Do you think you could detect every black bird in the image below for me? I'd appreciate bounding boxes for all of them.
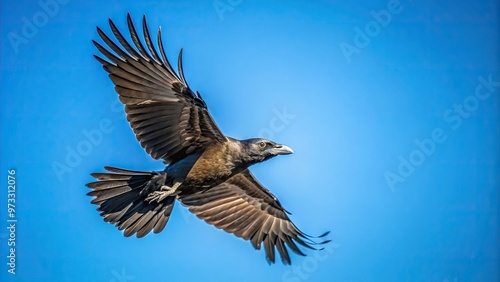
[87,14,329,265]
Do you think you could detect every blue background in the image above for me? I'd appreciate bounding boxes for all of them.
[1,0,499,281]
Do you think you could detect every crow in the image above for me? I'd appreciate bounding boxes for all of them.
[86,14,329,265]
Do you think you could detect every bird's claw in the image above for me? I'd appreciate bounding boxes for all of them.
[145,191,169,203]
[145,183,180,203]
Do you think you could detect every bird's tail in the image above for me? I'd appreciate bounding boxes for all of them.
[86,166,175,238]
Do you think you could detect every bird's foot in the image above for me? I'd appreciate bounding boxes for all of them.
[145,182,181,203]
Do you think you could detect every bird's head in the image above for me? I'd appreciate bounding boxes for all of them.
[239,138,294,165]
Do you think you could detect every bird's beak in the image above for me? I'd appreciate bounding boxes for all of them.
[273,144,294,155]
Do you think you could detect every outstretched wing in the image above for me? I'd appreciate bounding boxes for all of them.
[93,14,226,164]
[178,170,330,265]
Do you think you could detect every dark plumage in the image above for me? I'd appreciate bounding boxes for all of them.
[87,14,329,265]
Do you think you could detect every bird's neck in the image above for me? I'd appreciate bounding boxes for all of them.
[225,139,253,168]
[228,139,266,167]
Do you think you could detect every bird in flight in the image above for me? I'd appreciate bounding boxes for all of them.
[87,14,329,265]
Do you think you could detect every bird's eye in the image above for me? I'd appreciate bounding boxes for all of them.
[258,142,266,148]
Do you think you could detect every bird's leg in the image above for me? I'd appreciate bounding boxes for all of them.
[145,181,182,203]
[139,171,168,197]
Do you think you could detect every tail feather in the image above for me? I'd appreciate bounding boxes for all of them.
[86,166,174,238]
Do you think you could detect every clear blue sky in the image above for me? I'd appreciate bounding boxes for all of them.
[1,0,499,281]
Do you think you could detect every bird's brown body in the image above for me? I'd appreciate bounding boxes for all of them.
[180,141,241,188]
